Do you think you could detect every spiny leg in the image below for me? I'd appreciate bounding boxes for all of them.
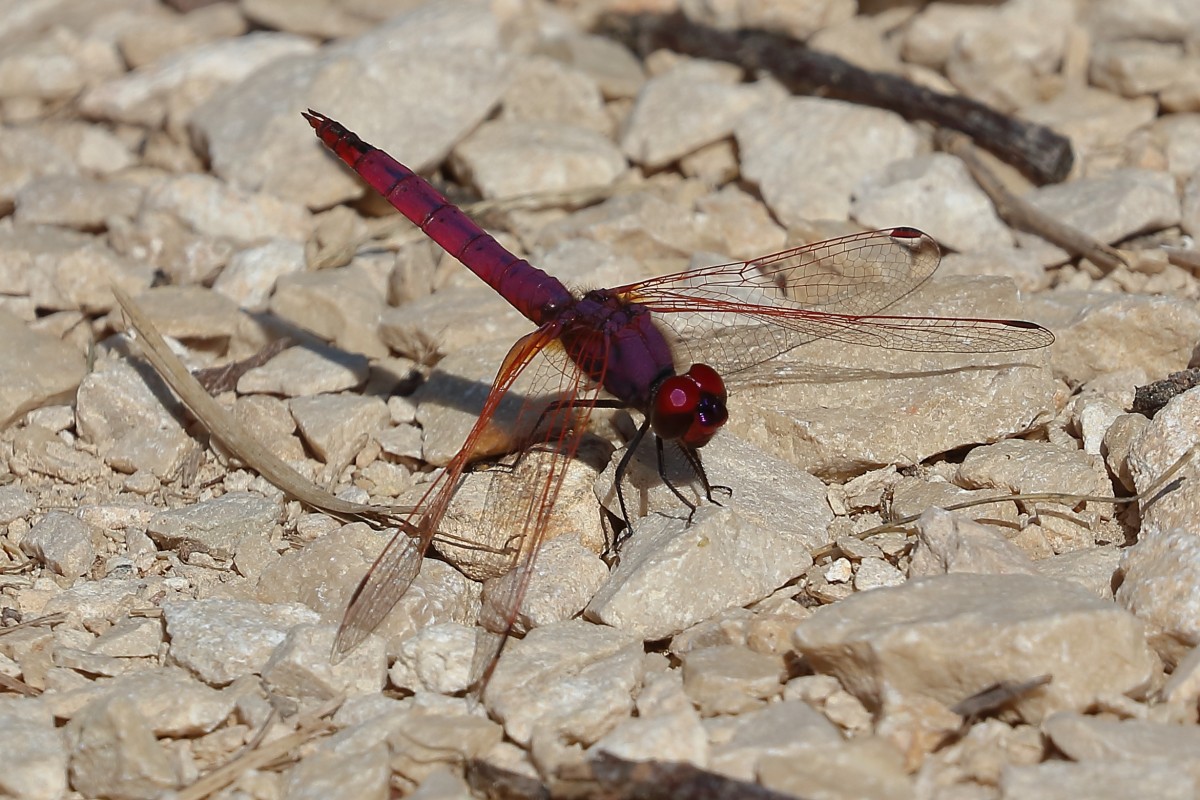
[677,442,732,505]
[655,434,699,522]
[611,416,652,547]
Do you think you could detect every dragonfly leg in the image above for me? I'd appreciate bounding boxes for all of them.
[611,417,652,545]
[678,443,733,506]
[655,435,699,523]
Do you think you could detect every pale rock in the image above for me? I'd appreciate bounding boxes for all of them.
[708,700,842,781]
[1185,173,1200,238]
[1081,0,1200,43]
[193,4,507,208]
[147,492,281,561]
[793,573,1156,723]
[406,767,473,800]
[212,238,307,311]
[0,311,86,428]
[0,27,115,103]
[282,744,390,800]
[116,3,248,69]
[1039,294,1200,386]
[255,523,480,660]
[451,119,626,200]
[500,56,611,135]
[890,477,1020,536]
[0,125,77,211]
[10,425,102,484]
[104,422,195,480]
[1035,546,1123,600]
[79,32,316,127]
[902,3,995,68]
[680,645,783,716]
[590,484,825,642]
[758,737,914,800]
[1076,397,1125,456]
[1161,644,1200,719]
[681,0,856,39]
[957,439,1112,511]
[825,558,853,584]
[1126,386,1200,538]
[620,63,770,169]
[270,266,386,358]
[537,189,712,261]
[232,394,305,463]
[163,598,320,686]
[737,96,920,226]
[590,669,708,767]
[852,154,1014,253]
[853,557,906,591]
[41,579,145,633]
[694,184,787,261]
[101,668,235,737]
[373,423,422,462]
[669,607,755,655]
[1016,170,1180,266]
[480,533,609,633]
[388,622,475,695]
[1044,712,1200,785]
[1117,528,1200,668]
[241,0,370,38]
[238,344,369,397]
[939,247,1049,294]
[0,485,34,524]
[22,511,96,580]
[908,507,1038,578]
[14,175,143,232]
[943,0,1074,111]
[483,619,643,747]
[0,700,67,800]
[721,273,1054,478]
[89,616,164,659]
[1023,88,1157,161]
[262,623,386,700]
[588,437,826,640]
[142,173,312,246]
[289,393,389,464]
[1091,40,1188,97]
[1000,759,1196,800]
[533,33,645,100]
[387,709,504,784]
[0,226,153,314]
[379,287,528,365]
[66,694,179,800]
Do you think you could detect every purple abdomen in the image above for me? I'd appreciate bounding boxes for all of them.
[306,113,572,325]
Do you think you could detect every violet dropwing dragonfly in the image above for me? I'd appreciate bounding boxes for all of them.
[304,111,1053,689]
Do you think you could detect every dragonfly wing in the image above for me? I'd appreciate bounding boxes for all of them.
[618,228,1052,377]
[334,324,565,660]
[466,337,608,696]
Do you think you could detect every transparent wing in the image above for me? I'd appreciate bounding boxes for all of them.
[333,324,568,660]
[466,334,609,696]
[616,228,1053,378]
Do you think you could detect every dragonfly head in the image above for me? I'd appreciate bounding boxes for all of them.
[650,363,728,448]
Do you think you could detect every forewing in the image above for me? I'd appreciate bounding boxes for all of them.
[333,324,565,660]
[617,228,1052,377]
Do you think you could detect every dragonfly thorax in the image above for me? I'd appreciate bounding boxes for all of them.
[650,363,728,447]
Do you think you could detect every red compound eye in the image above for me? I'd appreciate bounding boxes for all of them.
[650,364,729,446]
[685,363,726,403]
[651,375,700,441]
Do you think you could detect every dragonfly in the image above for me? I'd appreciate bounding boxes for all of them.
[303,110,1054,690]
